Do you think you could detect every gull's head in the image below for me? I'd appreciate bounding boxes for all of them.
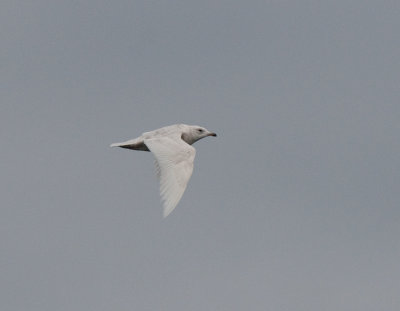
[182,125,217,145]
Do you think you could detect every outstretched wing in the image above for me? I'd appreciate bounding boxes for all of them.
[144,136,196,217]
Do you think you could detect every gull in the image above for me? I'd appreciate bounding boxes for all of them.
[111,124,217,217]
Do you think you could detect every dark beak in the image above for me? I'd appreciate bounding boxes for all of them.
[208,132,217,137]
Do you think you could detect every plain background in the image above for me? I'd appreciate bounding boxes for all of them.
[1,1,399,310]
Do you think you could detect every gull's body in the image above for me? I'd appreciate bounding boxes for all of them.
[111,124,217,217]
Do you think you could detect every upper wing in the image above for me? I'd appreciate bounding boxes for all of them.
[142,124,183,139]
[144,136,196,217]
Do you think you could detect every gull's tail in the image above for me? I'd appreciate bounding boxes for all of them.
[110,138,150,151]
[110,141,126,147]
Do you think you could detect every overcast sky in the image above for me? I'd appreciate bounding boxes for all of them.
[1,1,400,310]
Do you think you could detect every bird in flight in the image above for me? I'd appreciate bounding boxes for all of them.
[111,124,217,217]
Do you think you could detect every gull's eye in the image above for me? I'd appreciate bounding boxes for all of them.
[198,129,203,133]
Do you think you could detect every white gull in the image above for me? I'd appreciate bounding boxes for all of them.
[111,124,217,217]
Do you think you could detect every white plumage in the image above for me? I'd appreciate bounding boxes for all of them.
[111,124,217,217]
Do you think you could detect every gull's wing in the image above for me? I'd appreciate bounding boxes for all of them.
[141,124,183,139]
[144,136,196,217]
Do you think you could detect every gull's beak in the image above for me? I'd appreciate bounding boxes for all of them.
[208,132,217,137]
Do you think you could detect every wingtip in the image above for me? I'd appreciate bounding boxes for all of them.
[163,204,176,218]
[163,209,172,218]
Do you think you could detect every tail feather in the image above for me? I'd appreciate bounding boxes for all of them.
[110,138,150,151]
[110,142,125,147]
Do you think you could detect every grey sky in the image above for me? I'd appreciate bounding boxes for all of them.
[1,1,400,310]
